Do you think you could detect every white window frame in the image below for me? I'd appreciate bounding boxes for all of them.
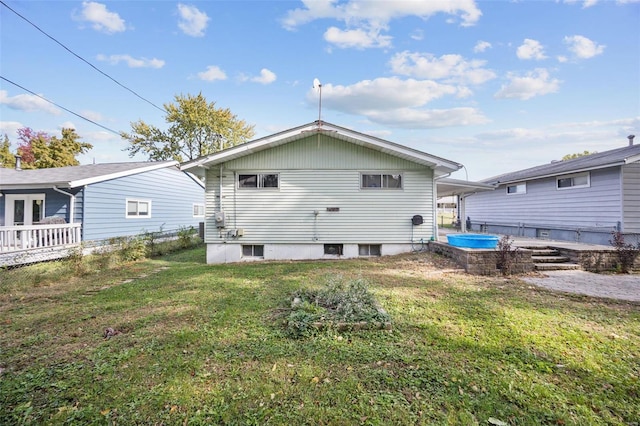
[242,244,264,257]
[193,203,205,218]
[360,173,403,190]
[237,173,279,190]
[359,244,381,257]
[506,183,526,195]
[556,172,590,190]
[126,198,151,218]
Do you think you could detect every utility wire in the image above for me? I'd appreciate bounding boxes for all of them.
[0,0,167,114]
[1,75,122,136]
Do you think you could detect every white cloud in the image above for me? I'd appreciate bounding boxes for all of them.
[516,39,547,60]
[96,54,165,69]
[79,110,103,122]
[76,1,126,34]
[0,121,23,139]
[250,69,277,85]
[197,66,227,81]
[473,40,492,53]
[562,0,599,8]
[282,0,482,49]
[410,29,424,41]
[177,3,210,37]
[0,90,61,115]
[494,68,561,100]
[366,107,489,128]
[389,51,496,85]
[305,77,488,128]
[563,35,605,59]
[324,26,392,49]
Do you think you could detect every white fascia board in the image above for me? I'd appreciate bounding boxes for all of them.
[68,161,179,188]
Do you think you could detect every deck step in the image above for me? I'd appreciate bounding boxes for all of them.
[531,255,571,263]
[534,262,582,271]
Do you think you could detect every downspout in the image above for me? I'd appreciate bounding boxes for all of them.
[53,186,75,224]
[219,164,224,212]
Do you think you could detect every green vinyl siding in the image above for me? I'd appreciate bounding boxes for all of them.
[205,168,434,244]
[225,134,425,171]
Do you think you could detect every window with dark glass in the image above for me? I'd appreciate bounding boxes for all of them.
[361,173,402,189]
[557,172,589,189]
[238,173,279,189]
[242,245,264,257]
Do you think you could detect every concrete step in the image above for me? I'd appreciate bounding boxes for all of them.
[535,263,582,271]
[530,248,560,256]
[532,255,571,263]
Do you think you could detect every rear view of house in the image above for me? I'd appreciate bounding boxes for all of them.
[464,137,640,245]
[181,121,462,263]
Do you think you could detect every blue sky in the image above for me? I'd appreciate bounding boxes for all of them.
[1,0,638,180]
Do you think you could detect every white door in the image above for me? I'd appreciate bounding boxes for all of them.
[5,194,45,226]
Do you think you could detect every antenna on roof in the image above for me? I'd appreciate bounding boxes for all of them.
[313,78,322,126]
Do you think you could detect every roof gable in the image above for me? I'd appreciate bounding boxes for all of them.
[483,144,640,185]
[0,161,179,190]
[181,121,462,177]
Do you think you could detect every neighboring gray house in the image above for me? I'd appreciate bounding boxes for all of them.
[181,120,463,264]
[464,139,640,245]
[0,161,205,256]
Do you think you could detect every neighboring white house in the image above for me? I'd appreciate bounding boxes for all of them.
[181,120,463,264]
[464,138,640,245]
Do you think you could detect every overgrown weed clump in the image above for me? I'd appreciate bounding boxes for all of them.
[280,275,391,338]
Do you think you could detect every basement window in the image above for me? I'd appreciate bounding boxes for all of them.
[242,245,264,257]
[557,172,590,190]
[506,183,526,195]
[359,244,381,257]
[361,173,403,189]
[238,173,279,189]
[324,244,343,255]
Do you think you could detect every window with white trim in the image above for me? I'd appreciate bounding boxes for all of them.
[359,244,381,257]
[557,172,590,190]
[506,183,526,195]
[193,203,205,217]
[361,173,402,189]
[238,173,279,189]
[126,199,151,218]
[242,245,264,257]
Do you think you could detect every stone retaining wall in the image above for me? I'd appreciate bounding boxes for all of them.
[428,241,533,275]
[556,247,640,273]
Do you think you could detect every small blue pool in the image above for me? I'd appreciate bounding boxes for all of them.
[447,234,499,249]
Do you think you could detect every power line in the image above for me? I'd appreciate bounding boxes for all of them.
[0,0,167,114]
[1,75,122,136]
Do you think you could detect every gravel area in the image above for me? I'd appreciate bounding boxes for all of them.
[522,270,640,302]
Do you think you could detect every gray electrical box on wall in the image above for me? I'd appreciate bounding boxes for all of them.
[215,211,225,228]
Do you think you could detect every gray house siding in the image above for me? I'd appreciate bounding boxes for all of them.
[82,168,203,242]
[465,167,622,244]
[622,163,640,233]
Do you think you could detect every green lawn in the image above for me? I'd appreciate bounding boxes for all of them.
[1,247,638,425]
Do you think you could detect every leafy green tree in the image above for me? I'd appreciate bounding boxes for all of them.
[0,134,15,168]
[121,93,255,162]
[12,127,92,169]
[562,150,596,161]
[31,128,92,168]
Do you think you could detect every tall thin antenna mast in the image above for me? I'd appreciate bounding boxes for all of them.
[313,78,322,124]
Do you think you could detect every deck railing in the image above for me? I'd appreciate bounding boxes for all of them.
[0,223,82,252]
